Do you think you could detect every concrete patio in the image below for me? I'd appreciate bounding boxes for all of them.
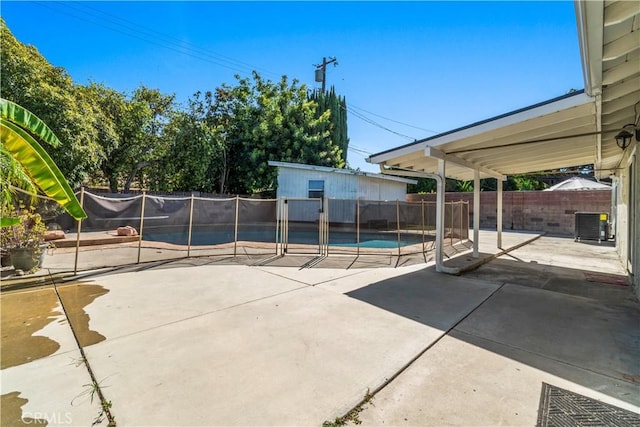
[1,231,638,426]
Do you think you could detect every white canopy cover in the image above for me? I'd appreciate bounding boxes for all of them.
[543,176,611,191]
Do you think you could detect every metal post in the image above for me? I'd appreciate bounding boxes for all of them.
[497,177,503,249]
[396,200,401,257]
[275,198,280,255]
[356,199,360,257]
[283,199,288,254]
[234,196,239,257]
[318,199,323,256]
[450,202,454,247]
[473,169,480,258]
[435,160,445,271]
[187,193,195,257]
[73,187,85,275]
[137,191,146,264]
[325,197,329,256]
[421,199,426,254]
[459,200,463,245]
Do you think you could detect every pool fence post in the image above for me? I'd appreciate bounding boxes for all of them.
[234,195,239,257]
[458,203,464,243]
[396,200,401,257]
[421,199,426,258]
[137,191,146,264]
[317,199,322,256]
[356,199,360,257]
[275,198,280,256]
[187,193,195,257]
[450,202,454,247]
[283,199,288,254]
[73,186,85,275]
[325,197,329,256]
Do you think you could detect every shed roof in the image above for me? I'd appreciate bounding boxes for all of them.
[268,161,417,184]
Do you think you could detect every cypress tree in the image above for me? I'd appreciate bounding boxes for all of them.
[309,86,349,165]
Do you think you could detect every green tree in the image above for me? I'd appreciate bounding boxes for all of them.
[309,86,349,165]
[124,87,176,192]
[0,20,102,188]
[77,82,125,192]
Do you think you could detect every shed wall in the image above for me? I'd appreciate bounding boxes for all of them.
[276,168,357,199]
[357,176,408,201]
[275,167,408,224]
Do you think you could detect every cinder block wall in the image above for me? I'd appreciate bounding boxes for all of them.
[407,190,612,236]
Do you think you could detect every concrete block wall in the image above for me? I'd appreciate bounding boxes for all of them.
[407,190,612,236]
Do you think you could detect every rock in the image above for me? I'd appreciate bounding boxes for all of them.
[44,230,65,241]
[117,226,138,236]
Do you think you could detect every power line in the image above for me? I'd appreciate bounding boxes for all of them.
[349,104,439,134]
[31,1,433,145]
[33,1,279,78]
[345,106,416,140]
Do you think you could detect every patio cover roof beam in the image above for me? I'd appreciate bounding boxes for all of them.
[425,146,504,179]
[445,129,616,156]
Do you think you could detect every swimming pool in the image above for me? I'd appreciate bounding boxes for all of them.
[143,228,428,249]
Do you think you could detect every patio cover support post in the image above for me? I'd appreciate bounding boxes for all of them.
[497,177,503,249]
[435,160,445,271]
[377,164,460,274]
[473,169,480,258]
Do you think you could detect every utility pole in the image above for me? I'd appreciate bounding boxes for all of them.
[315,57,338,93]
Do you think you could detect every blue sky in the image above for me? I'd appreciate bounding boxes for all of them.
[2,1,584,172]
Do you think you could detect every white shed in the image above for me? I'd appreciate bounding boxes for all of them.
[268,161,416,201]
[269,161,416,225]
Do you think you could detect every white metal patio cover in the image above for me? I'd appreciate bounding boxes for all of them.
[366,0,639,273]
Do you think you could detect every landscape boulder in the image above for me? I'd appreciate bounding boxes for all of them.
[43,230,65,241]
[116,226,138,236]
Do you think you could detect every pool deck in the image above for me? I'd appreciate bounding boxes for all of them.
[1,230,638,426]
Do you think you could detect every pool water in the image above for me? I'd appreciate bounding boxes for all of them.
[143,229,426,249]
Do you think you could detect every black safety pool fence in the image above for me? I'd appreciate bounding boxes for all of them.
[62,190,469,272]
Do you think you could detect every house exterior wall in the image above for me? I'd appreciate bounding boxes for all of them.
[633,149,639,296]
[614,144,639,297]
[407,190,612,236]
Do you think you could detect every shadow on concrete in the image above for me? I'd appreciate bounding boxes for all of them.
[346,255,640,407]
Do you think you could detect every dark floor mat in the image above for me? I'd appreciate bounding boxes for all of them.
[537,382,640,426]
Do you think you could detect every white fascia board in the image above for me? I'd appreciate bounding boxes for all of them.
[360,172,417,184]
[367,141,429,165]
[575,0,603,96]
[368,93,593,166]
[425,146,503,179]
[379,166,441,180]
[429,94,594,148]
